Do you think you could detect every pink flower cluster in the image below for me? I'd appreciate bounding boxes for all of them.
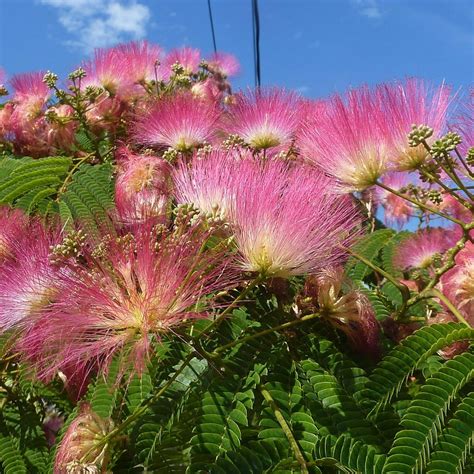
[0,39,472,397]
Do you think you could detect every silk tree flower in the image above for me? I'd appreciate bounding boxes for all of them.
[164,47,201,77]
[115,149,172,224]
[303,267,381,358]
[0,222,62,332]
[0,206,27,262]
[379,78,452,171]
[440,241,474,322]
[206,52,240,78]
[230,160,361,277]
[223,88,301,151]
[394,227,454,271]
[114,40,164,84]
[54,402,114,474]
[81,46,131,97]
[297,86,391,191]
[133,93,221,152]
[10,71,49,118]
[18,223,239,381]
[451,88,473,159]
[374,172,415,227]
[173,149,242,220]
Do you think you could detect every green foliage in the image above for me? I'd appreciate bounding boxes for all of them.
[346,229,395,282]
[58,162,115,236]
[0,156,72,214]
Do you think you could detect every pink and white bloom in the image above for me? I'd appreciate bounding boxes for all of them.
[440,241,474,323]
[0,206,27,262]
[374,172,415,227]
[133,93,221,151]
[113,40,164,84]
[379,78,452,171]
[394,227,455,271]
[297,86,391,191]
[0,222,62,332]
[81,46,130,96]
[206,52,240,77]
[115,148,172,224]
[10,71,49,117]
[306,267,381,358]
[230,160,361,277]
[164,47,201,77]
[54,402,113,474]
[173,149,242,219]
[18,224,239,380]
[223,88,301,151]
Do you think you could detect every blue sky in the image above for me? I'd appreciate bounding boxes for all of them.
[0,0,473,98]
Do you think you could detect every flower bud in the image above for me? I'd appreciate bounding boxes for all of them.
[54,402,114,474]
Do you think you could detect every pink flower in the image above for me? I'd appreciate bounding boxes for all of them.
[10,71,49,117]
[379,78,452,171]
[173,149,241,220]
[305,267,381,358]
[81,46,130,96]
[394,227,454,271]
[206,52,240,77]
[440,241,474,323]
[297,86,391,191]
[18,223,239,381]
[451,88,473,159]
[374,172,415,227]
[229,160,361,277]
[223,88,301,151]
[0,206,27,262]
[113,40,164,84]
[115,148,172,224]
[54,402,113,474]
[164,47,201,77]
[0,222,62,332]
[133,93,221,151]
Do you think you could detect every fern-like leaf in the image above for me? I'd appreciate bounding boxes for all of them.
[383,352,474,473]
[426,391,474,473]
[361,323,474,413]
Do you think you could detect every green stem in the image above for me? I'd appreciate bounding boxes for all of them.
[375,181,465,227]
[193,277,262,339]
[82,351,196,460]
[347,248,410,312]
[212,312,321,355]
[406,229,470,309]
[420,166,473,211]
[454,148,474,178]
[429,288,470,327]
[259,386,309,474]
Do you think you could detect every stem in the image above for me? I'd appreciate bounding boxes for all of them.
[347,248,410,311]
[420,166,473,211]
[83,351,196,460]
[212,312,321,355]
[56,154,91,199]
[193,277,262,339]
[375,181,465,227]
[259,386,309,474]
[405,229,470,309]
[429,288,470,327]
[455,148,474,178]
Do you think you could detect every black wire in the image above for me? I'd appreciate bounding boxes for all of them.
[251,0,261,87]
[207,0,218,54]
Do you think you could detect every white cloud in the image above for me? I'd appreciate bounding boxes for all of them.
[40,0,151,53]
[352,0,382,19]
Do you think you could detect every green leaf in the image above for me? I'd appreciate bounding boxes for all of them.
[346,229,395,282]
[426,392,474,473]
[383,352,474,473]
[361,323,474,413]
